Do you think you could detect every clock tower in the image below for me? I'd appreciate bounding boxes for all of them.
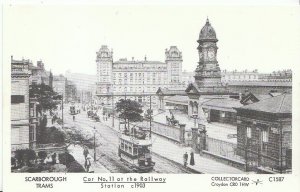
[195,18,222,88]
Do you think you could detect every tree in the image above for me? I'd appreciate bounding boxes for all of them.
[14,149,36,167]
[115,99,143,131]
[29,83,60,114]
[65,129,98,149]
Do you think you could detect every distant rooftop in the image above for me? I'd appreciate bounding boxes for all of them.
[239,93,291,114]
[226,81,292,87]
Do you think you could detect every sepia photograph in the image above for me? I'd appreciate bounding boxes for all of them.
[5,5,298,175]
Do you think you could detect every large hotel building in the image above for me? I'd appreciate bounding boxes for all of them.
[95,45,184,106]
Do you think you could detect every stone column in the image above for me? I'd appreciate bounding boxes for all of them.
[188,102,192,116]
[191,128,200,153]
[179,124,186,144]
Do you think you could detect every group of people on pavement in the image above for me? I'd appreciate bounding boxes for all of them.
[183,151,195,167]
[83,146,93,173]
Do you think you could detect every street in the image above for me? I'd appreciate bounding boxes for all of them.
[64,107,193,173]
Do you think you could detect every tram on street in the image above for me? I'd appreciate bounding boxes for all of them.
[118,130,155,172]
[69,102,79,115]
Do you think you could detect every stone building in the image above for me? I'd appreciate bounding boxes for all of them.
[258,69,292,82]
[29,60,52,86]
[227,81,292,95]
[235,94,292,173]
[11,56,36,151]
[182,70,195,86]
[95,45,184,107]
[221,69,259,83]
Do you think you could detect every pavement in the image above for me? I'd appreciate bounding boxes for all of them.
[46,109,110,173]
[100,111,244,174]
[68,145,110,173]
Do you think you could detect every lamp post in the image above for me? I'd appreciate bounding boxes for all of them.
[61,94,64,128]
[93,126,96,162]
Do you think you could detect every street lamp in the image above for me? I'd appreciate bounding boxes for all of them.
[93,126,96,162]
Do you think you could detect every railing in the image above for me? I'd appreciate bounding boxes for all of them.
[206,137,243,161]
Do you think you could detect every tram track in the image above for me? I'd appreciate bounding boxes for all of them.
[65,113,193,173]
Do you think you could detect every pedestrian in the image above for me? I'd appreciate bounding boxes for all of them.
[73,115,75,121]
[51,153,57,165]
[190,151,195,166]
[85,155,92,172]
[183,152,188,167]
[83,146,89,160]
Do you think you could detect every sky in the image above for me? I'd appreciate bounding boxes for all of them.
[4,5,300,76]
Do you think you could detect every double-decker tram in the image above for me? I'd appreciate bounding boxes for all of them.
[69,101,79,115]
[118,127,155,172]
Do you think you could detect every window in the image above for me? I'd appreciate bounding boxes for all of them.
[221,111,226,118]
[262,129,268,142]
[11,95,25,104]
[246,127,252,138]
[30,105,35,117]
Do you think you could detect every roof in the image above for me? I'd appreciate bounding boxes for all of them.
[185,83,237,95]
[227,81,292,87]
[156,87,186,95]
[238,93,292,114]
[165,95,189,104]
[202,98,243,112]
[199,18,217,41]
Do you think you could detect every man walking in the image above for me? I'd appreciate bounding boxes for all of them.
[83,146,89,160]
[183,152,188,167]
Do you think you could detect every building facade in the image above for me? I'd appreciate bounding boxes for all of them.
[236,94,292,173]
[29,60,52,86]
[182,70,195,86]
[221,69,259,83]
[11,57,36,151]
[258,70,292,82]
[95,45,184,106]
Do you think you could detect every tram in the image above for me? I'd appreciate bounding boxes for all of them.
[118,129,155,172]
[69,102,79,115]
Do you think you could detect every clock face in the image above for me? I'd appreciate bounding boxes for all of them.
[101,52,108,57]
[208,50,214,60]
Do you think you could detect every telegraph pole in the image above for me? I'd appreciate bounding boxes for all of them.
[245,137,249,172]
[94,126,96,162]
[112,92,114,128]
[62,94,64,128]
[280,119,283,174]
[149,95,152,139]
